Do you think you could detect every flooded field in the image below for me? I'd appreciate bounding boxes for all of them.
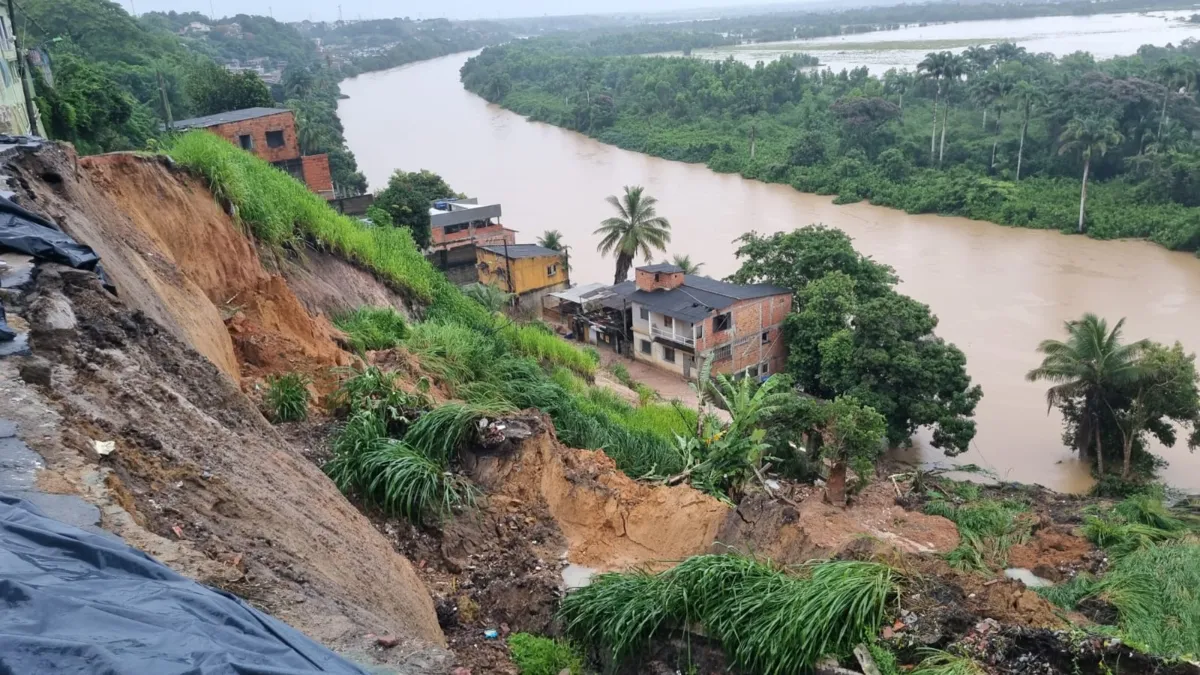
[682,10,1200,73]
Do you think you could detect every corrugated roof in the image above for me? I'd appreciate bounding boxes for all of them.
[171,107,292,130]
[638,263,683,273]
[608,275,790,323]
[479,244,563,259]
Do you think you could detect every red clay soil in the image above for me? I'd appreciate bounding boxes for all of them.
[1007,529,1093,572]
[76,153,350,384]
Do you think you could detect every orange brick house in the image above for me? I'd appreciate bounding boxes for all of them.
[171,107,335,199]
[614,264,792,380]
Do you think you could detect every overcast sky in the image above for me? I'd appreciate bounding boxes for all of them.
[124,0,801,22]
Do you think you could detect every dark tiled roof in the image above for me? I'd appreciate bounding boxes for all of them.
[479,244,563,259]
[170,107,292,130]
[638,263,683,273]
[610,275,790,323]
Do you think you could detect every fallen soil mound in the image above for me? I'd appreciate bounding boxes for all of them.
[465,421,729,570]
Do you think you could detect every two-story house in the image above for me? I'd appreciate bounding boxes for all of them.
[476,244,570,312]
[617,264,792,380]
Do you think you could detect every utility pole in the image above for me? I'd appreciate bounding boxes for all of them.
[128,0,136,16]
[157,70,172,128]
[209,0,216,22]
[7,0,40,137]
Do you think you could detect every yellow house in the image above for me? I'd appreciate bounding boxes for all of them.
[476,243,569,312]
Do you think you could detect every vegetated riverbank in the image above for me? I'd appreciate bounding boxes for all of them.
[460,35,1200,253]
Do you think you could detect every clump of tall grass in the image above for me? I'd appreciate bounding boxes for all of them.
[507,633,586,675]
[1081,494,1191,556]
[1093,542,1200,657]
[1035,573,1098,609]
[924,497,1033,571]
[559,554,898,673]
[264,372,310,422]
[497,317,597,377]
[333,306,409,352]
[404,401,517,463]
[327,366,428,430]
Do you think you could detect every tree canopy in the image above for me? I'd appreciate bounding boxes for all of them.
[733,226,982,454]
[374,170,461,248]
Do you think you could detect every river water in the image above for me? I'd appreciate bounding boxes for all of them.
[686,10,1200,74]
[339,50,1200,493]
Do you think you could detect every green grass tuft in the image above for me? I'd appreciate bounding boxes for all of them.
[911,650,987,675]
[404,402,517,464]
[264,372,310,422]
[924,497,1032,571]
[334,306,409,352]
[559,554,898,673]
[507,633,586,675]
[1081,494,1192,556]
[1094,542,1200,657]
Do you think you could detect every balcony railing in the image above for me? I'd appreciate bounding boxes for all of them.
[651,324,695,347]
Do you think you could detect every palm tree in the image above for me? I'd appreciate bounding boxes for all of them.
[1058,117,1123,234]
[669,254,704,275]
[1026,314,1148,476]
[981,71,1016,170]
[990,42,1027,64]
[595,186,672,284]
[938,54,966,166]
[537,230,564,250]
[1012,80,1046,181]
[918,52,952,161]
[1154,58,1189,141]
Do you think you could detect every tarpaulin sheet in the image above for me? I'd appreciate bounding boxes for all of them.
[0,194,99,269]
[0,493,369,675]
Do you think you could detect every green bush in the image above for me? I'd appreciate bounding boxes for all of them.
[333,307,409,352]
[507,633,586,675]
[559,554,897,672]
[264,372,310,422]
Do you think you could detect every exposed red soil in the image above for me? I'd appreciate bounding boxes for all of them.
[1007,528,1094,573]
[75,153,351,387]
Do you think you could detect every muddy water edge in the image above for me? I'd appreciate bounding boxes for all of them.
[339,51,1200,494]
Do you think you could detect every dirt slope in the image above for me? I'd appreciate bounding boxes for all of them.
[2,144,448,669]
[76,153,350,382]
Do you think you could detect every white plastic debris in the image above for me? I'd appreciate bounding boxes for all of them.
[93,440,116,457]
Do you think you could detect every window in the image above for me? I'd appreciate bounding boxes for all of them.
[714,345,732,361]
[663,347,676,363]
[662,316,673,329]
[265,130,285,148]
[747,365,759,378]
[238,134,253,150]
[640,340,652,355]
[639,307,649,321]
[761,331,769,344]
[713,312,732,332]
[761,362,770,375]
[547,263,559,277]
[694,323,704,340]
[654,272,661,282]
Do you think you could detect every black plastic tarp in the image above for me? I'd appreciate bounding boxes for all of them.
[0,493,369,675]
[0,195,99,270]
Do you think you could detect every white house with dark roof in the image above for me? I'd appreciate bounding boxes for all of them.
[614,264,792,380]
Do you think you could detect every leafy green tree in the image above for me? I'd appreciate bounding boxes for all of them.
[373,170,460,248]
[1105,342,1200,478]
[1026,314,1149,475]
[184,61,273,117]
[816,396,887,506]
[1058,116,1123,234]
[34,53,156,153]
[733,227,981,454]
[669,254,704,274]
[595,186,672,284]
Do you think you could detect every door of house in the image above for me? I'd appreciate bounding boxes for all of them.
[683,354,696,379]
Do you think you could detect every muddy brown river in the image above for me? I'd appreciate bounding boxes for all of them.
[339,51,1200,493]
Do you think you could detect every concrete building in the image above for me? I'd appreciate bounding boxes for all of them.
[0,6,41,137]
[170,108,335,199]
[615,264,792,380]
[476,244,569,313]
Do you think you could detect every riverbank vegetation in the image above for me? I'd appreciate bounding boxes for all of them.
[461,35,1200,251]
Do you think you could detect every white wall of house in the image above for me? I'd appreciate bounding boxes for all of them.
[630,302,700,377]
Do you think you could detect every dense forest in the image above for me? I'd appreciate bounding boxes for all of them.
[462,33,1200,250]
[295,18,512,78]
